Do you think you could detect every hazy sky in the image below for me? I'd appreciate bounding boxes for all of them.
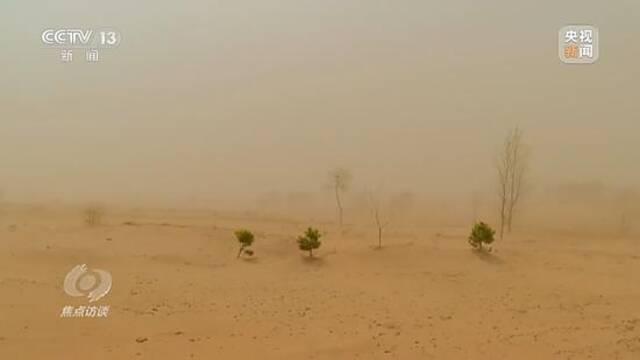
[1,1,638,207]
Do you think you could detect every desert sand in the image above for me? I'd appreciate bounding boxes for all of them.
[1,203,639,360]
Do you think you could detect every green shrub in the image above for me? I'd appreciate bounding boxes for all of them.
[297,227,322,258]
[234,229,255,258]
[468,222,495,251]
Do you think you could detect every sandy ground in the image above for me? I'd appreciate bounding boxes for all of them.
[1,204,639,359]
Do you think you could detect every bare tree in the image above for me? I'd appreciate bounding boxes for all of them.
[84,206,105,227]
[615,188,640,236]
[328,168,351,227]
[368,190,390,249]
[470,191,482,223]
[497,127,529,238]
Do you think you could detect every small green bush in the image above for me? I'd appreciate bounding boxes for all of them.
[468,222,495,251]
[234,229,255,258]
[297,227,322,258]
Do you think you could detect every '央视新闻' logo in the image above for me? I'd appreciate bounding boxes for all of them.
[559,25,599,64]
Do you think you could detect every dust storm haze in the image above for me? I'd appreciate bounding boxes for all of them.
[3,2,640,359]
[2,1,639,227]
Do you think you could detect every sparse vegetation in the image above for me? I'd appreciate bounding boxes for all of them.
[468,222,495,251]
[615,188,640,236]
[328,168,351,227]
[297,227,322,258]
[234,229,255,258]
[84,206,104,227]
[368,190,390,249]
[497,126,529,238]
